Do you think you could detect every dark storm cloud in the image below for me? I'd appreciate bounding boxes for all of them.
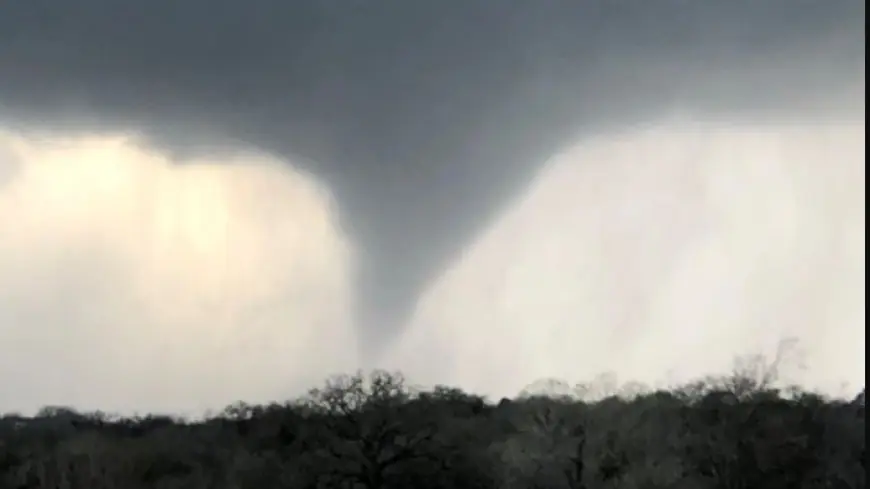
[0,0,864,358]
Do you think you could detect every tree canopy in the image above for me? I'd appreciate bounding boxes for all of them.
[0,353,865,489]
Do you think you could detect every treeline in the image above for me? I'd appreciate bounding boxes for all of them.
[0,359,865,488]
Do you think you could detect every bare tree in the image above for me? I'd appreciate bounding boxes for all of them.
[300,370,441,488]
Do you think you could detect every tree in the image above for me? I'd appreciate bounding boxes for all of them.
[299,370,442,488]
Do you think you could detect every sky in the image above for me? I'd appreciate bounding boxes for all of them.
[0,1,865,414]
[0,132,358,414]
[387,117,865,399]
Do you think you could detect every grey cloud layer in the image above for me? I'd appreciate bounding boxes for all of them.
[0,0,864,355]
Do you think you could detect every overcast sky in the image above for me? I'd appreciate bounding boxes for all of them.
[387,117,865,399]
[0,132,358,414]
[0,1,865,414]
